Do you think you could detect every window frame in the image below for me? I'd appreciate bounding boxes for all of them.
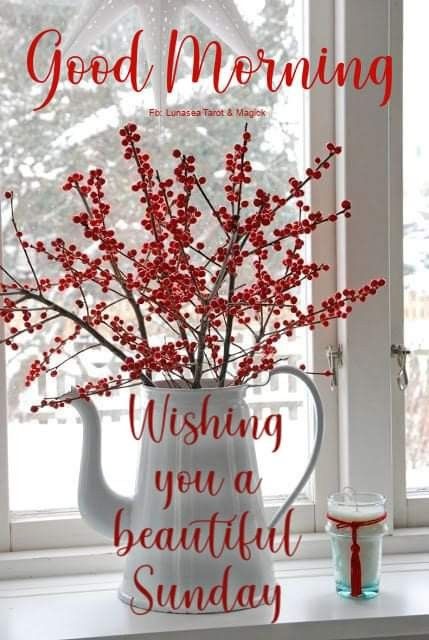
[390,0,429,528]
[334,0,428,529]
[305,0,339,534]
[334,0,396,528]
[2,0,427,558]
[0,215,10,553]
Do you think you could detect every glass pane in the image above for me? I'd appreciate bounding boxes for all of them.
[403,3,429,493]
[1,0,309,512]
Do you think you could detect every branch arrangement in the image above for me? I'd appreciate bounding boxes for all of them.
[0,124,385,409]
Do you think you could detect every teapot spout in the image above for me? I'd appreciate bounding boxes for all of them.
[64,391,132,538]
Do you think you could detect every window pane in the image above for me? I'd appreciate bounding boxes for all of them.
[403,3,429,493]
[2,0,309,512]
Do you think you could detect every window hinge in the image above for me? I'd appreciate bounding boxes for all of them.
[391,344,411,391]
[326,344,343,390]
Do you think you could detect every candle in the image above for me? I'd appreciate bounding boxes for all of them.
[326,490,388,599]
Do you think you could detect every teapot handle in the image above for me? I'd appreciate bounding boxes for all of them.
[254,366,324,528]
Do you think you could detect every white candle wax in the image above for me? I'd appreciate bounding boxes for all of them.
[328,502,385,522]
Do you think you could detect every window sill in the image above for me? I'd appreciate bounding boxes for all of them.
[2,527,429,580]
[1,554,429,640]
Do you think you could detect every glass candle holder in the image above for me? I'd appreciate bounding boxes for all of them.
[326,491,388,599]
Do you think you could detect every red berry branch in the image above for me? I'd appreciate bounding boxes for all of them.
[0,125,385,409]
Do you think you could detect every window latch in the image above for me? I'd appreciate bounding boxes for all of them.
[326,344,343,390]
[391,344,411,391]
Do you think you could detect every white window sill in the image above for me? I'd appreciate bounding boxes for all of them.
[2,527,429,581]
[1,554,429,640]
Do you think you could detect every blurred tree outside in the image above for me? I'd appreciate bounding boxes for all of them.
[0,0,302,419]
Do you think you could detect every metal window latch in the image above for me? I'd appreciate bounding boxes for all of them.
[326,345,343,390]
[391,344,411,391]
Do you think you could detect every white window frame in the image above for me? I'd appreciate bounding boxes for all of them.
[389,0,429,528]
[1,0,427,562]
[306,0,338,534]
[0,215,10,553]
[335,0,428,529]
[334,0,396,525]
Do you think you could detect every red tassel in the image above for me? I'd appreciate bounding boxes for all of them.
[350,530,362,597]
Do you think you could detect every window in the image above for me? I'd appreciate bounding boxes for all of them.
[392,0,429,528]
[1,0,338,551]
[2,0,424,560]
[403,2,429,496]
[333,0,428,530]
